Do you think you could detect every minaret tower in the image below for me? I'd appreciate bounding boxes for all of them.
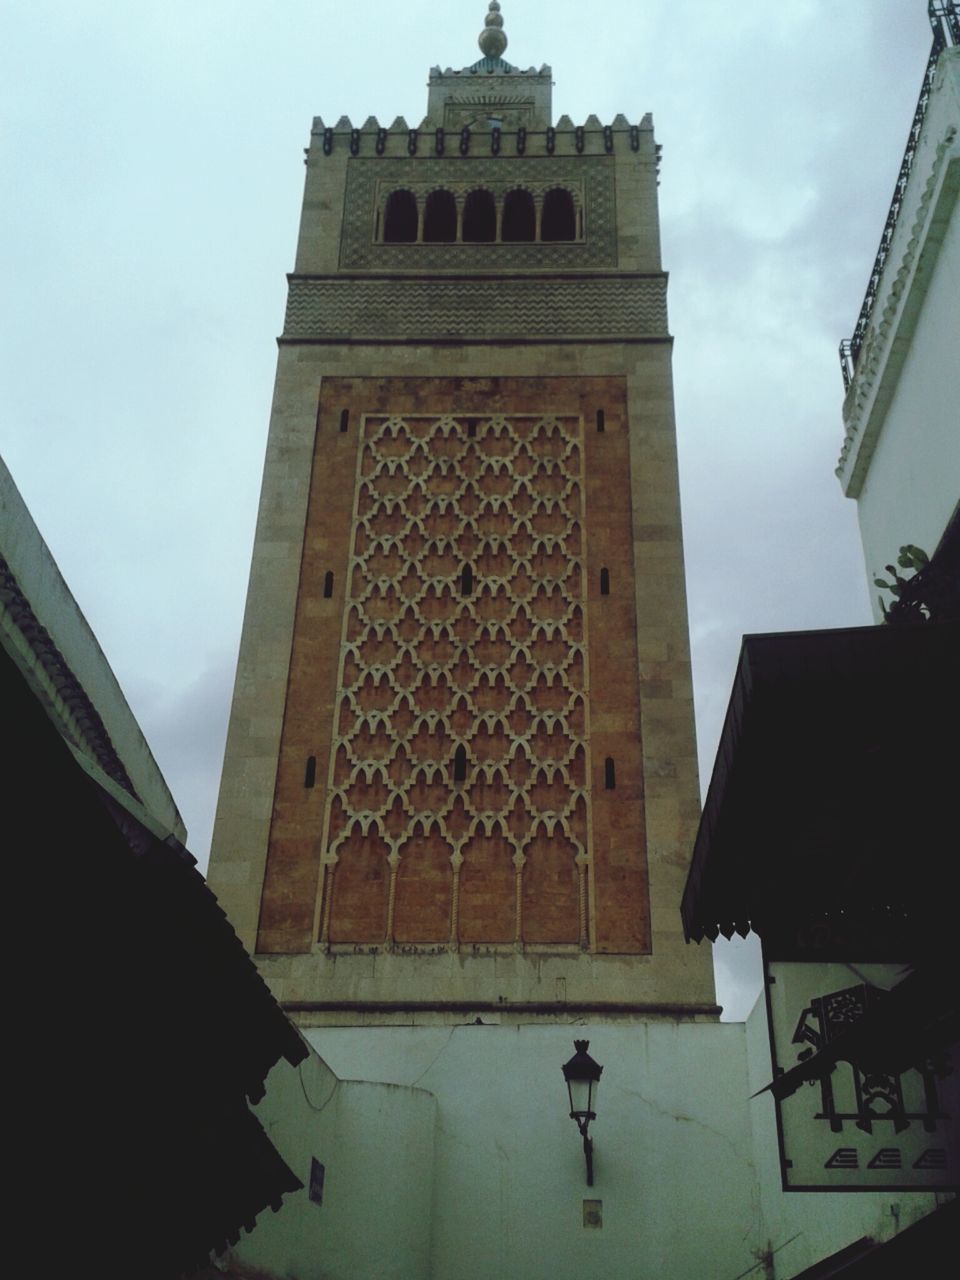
[209,4,716,1020]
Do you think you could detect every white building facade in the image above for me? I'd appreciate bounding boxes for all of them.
[837,40,960,612]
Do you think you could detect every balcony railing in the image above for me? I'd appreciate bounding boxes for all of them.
[840,1,959,391]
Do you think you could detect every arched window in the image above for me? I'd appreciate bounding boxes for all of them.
[541,187,577,241]
[453,744,467,783]
[600,568,610,596]
[323,571,334,598]
[463,189,496,242]
[304,755,317,788]
[502,188,535,242]
[604,757,616,790]
[383,189,417,242]
[461,563,474,596]
[423,189,457,242]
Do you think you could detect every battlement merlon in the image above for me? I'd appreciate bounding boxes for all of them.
[309,113,655,149]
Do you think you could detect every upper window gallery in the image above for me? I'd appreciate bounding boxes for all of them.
[380,185,581,244]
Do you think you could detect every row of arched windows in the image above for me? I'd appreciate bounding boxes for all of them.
[381,187,579,244]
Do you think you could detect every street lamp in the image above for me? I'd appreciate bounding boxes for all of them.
[562,1039,603,1185]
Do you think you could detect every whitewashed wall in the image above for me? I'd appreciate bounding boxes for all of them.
[838,49,960,615]
[300,1020,759,1280]
[230,1044,437,1280]
[856,198,959,595]
[228,1009,948,1279]
[0,457,186,839]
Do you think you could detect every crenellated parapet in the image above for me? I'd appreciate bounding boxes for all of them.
[309,113,656,159]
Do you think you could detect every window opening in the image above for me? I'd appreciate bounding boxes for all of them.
[600,568,610,596]
[453,744,467,783]
[501,188,535,242]
[463,189,496,242]
[541,188,577,241]
[339,408,350,433]
[423,189,457,243]
[596,409,605,433]
[383,189,417,242]
[461,563,474,596]
[604,757,616,790]
[323,571,334,598]
[304,755,317,788]
[467,419,477,438]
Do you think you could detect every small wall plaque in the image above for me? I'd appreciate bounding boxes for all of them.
[582,1199,602,1229]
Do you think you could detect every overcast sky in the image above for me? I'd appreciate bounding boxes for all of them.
[1,1,935,1018]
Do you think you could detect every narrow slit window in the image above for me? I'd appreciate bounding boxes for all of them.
[453,744,467,783]
[600,568,610,595]
[596,409,605,433]
[304,755,317,788]
[604,757,616,790]
[323,571,334,598]
[461,563,473,596]
[339,408,349,433]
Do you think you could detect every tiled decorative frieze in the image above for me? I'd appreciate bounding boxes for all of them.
[283,275,668,341]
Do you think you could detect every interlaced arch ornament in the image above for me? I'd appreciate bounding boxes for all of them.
[341,157,613,269]
[319,411,594,951]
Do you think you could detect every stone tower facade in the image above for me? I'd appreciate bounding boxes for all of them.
[209,4,716,1019]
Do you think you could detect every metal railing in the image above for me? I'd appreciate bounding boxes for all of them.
[840,1,959,390]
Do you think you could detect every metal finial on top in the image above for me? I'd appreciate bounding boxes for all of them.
[478,2,508,59]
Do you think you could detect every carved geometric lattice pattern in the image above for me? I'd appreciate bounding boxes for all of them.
[320,412,591,948]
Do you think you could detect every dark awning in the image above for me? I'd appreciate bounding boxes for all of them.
[681,621,960,947]
[4,641,307,1277]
